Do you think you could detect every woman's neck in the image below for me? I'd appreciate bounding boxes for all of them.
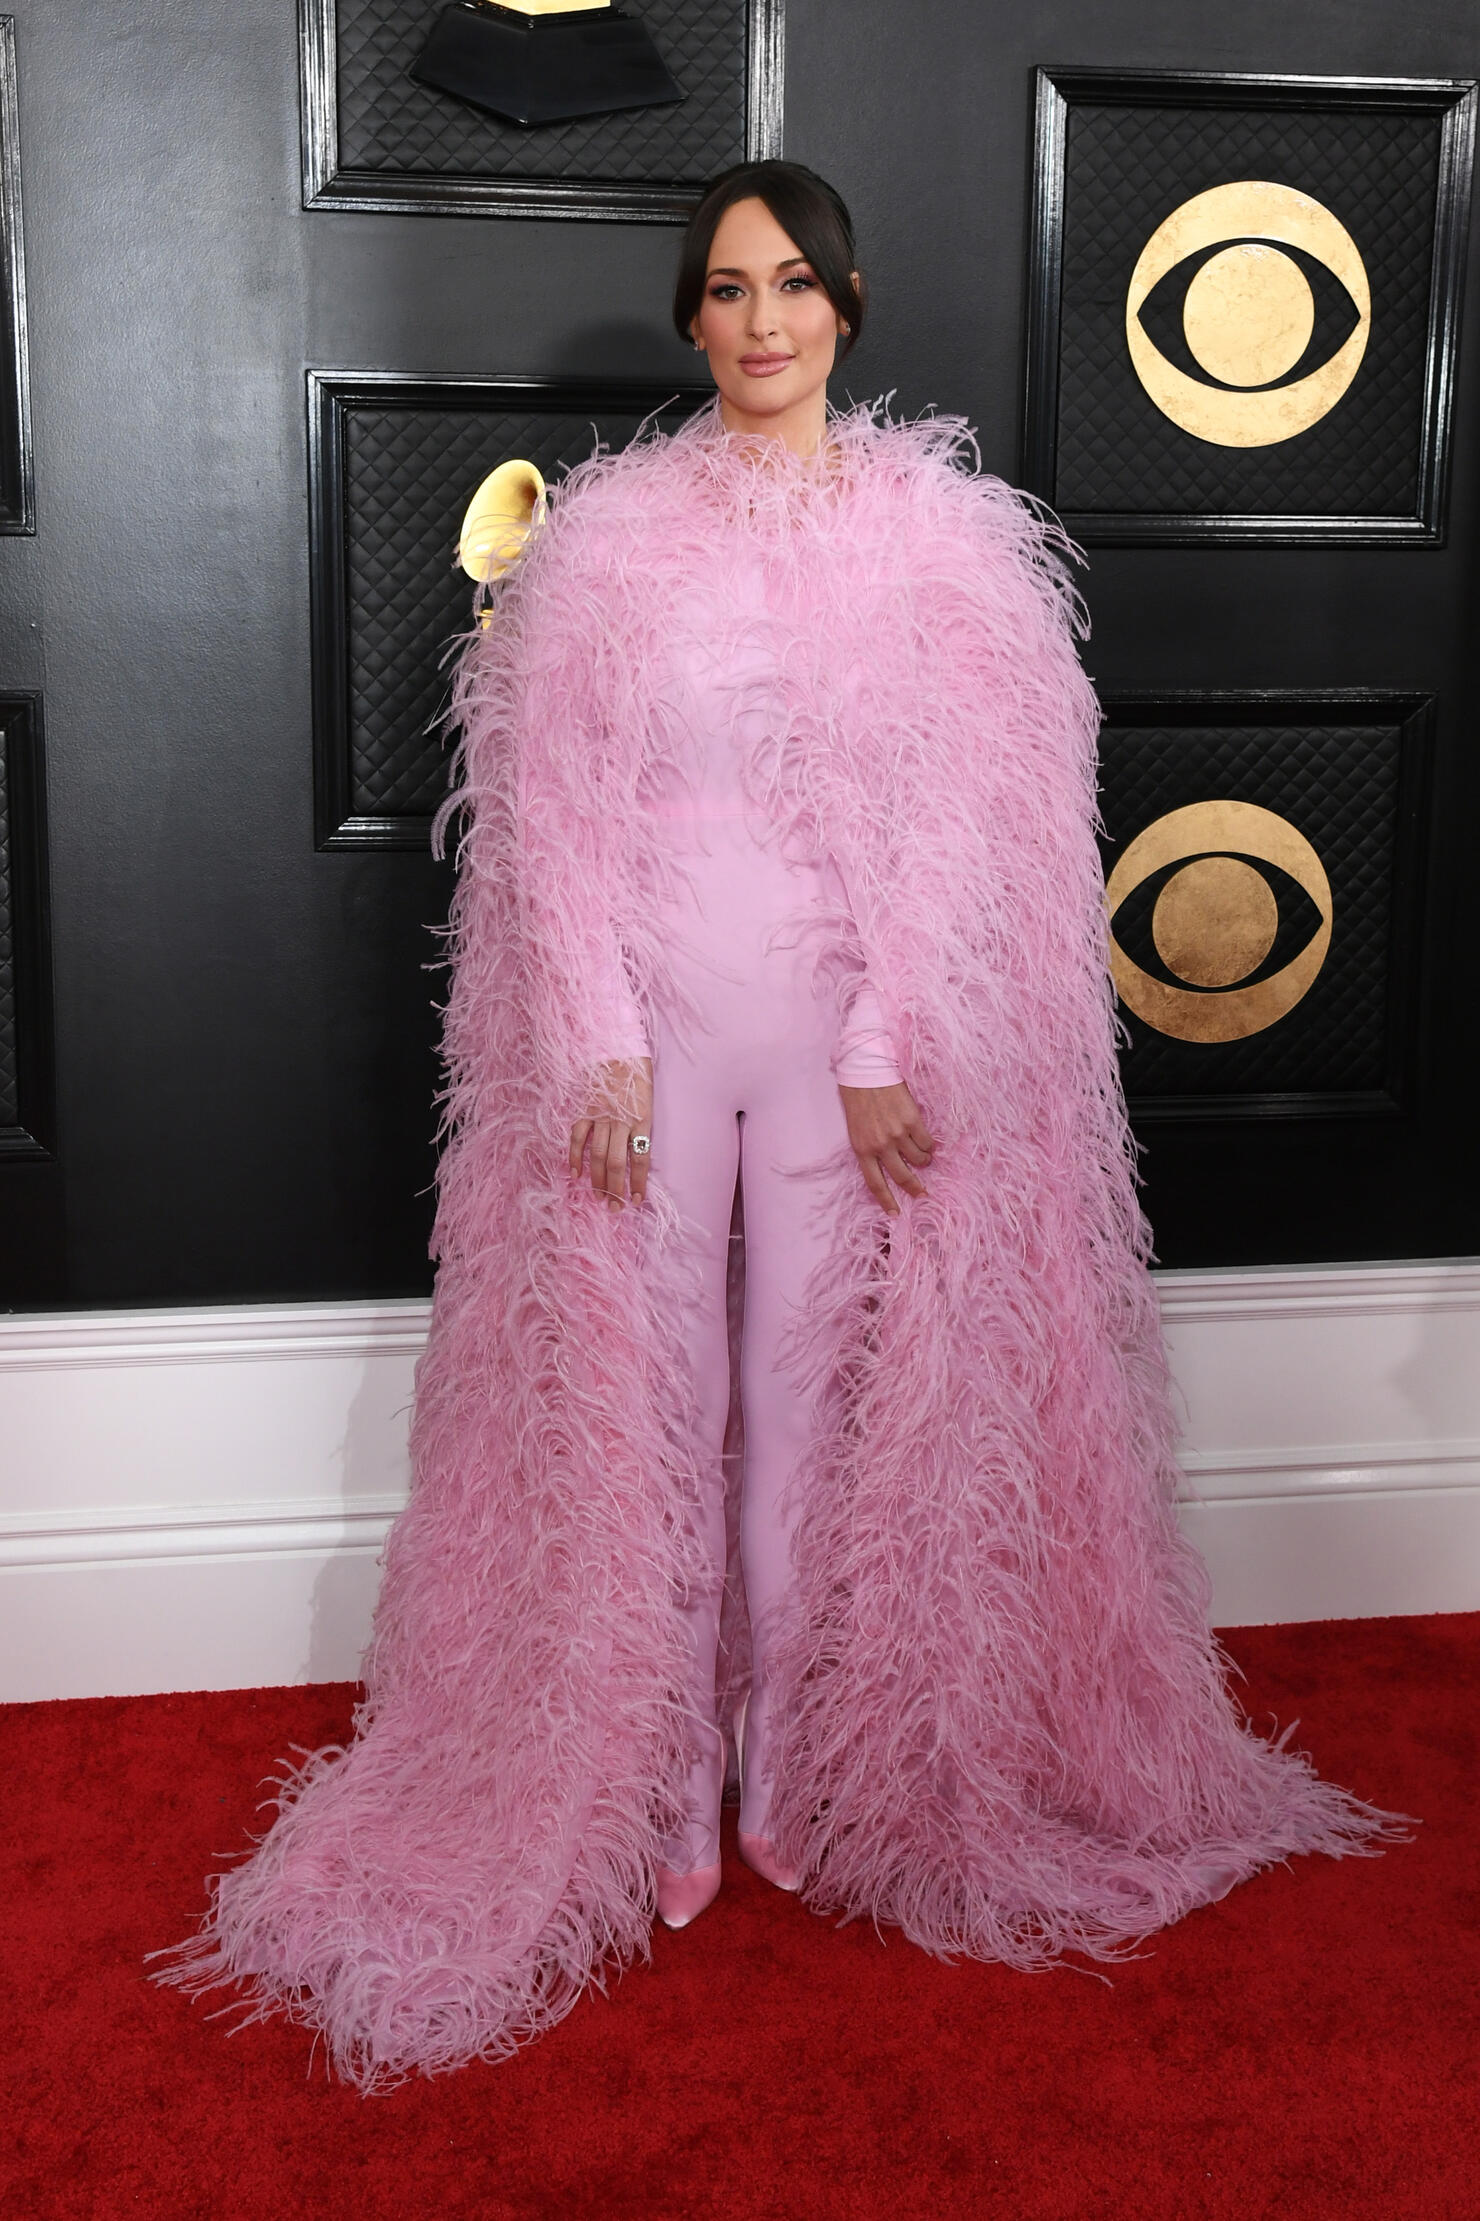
[717,388,829,461]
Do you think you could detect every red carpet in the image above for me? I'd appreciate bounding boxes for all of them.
[2,1613,1475,2221]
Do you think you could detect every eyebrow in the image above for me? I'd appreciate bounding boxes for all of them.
[706,257,810,277]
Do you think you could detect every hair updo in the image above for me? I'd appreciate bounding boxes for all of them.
[671,159,865,358]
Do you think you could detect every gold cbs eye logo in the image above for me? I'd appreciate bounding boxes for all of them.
[1105,801,1333,1044]
[1126,181,1371,446]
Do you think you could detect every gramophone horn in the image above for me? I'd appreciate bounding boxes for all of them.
[459,458,547,582]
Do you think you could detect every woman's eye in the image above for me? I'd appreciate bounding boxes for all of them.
[708,283,743,301]
[782,274,817,291]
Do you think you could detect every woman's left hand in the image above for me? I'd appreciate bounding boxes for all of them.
[836,1081,935,1217]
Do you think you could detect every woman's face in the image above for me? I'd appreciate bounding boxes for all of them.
[689,196,854,446]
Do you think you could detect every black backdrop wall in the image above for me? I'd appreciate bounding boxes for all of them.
[1,0,1476,1310]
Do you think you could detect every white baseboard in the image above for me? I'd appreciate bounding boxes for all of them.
[2,1263,1477,1701]
[0,1302,423,1702]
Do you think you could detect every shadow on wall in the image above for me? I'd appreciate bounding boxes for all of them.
[1389,1271,1480,1459]
[547,318,704,386]
[303,1343,419,1686]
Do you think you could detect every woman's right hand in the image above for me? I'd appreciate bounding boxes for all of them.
[568,1057,654,1211]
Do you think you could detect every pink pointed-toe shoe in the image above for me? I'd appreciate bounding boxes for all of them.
[654,1858,722,1931]
[734,1690,801,1893]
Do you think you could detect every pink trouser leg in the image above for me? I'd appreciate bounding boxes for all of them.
[731,1051,849,1842]
[649,1019,739,1876]
[650,936,852,1874]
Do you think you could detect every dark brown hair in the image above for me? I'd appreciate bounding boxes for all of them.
[671,160,865,357]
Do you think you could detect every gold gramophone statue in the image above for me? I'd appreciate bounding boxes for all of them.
[412,1,683,128]
[459,458,547,622]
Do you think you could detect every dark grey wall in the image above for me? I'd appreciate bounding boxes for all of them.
[5,1,695,1305]
[2,0,1477,1306]
[801,0,1480,1260]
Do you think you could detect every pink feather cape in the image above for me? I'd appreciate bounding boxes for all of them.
[150,396,1406,2090]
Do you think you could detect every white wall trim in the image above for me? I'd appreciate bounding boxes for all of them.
[0,1299,432,1370]
[1176,1438,1480,1501]
[0,1492,405,1568]
[2,1264,1476,1700]
[1155,1258,1480,1321]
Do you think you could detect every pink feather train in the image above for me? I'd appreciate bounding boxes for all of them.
[149,395,1407,2090]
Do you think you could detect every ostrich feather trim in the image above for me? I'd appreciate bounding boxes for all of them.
[148,395,1409,2090]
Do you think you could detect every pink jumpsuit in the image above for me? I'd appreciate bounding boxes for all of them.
[599,546,903,1876]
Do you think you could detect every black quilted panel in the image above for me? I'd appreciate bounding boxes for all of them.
[0,729,16,1128]
[1097,719,1407,1101]
[336,0,747,183]
[1054,101,1441,519]
[342,401,698,822]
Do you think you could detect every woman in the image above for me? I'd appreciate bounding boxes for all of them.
[152,161,1403,2091]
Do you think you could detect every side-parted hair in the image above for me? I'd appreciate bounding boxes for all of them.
[671,160,865,357]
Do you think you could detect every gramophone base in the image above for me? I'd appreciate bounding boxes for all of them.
[410,3,686,129]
